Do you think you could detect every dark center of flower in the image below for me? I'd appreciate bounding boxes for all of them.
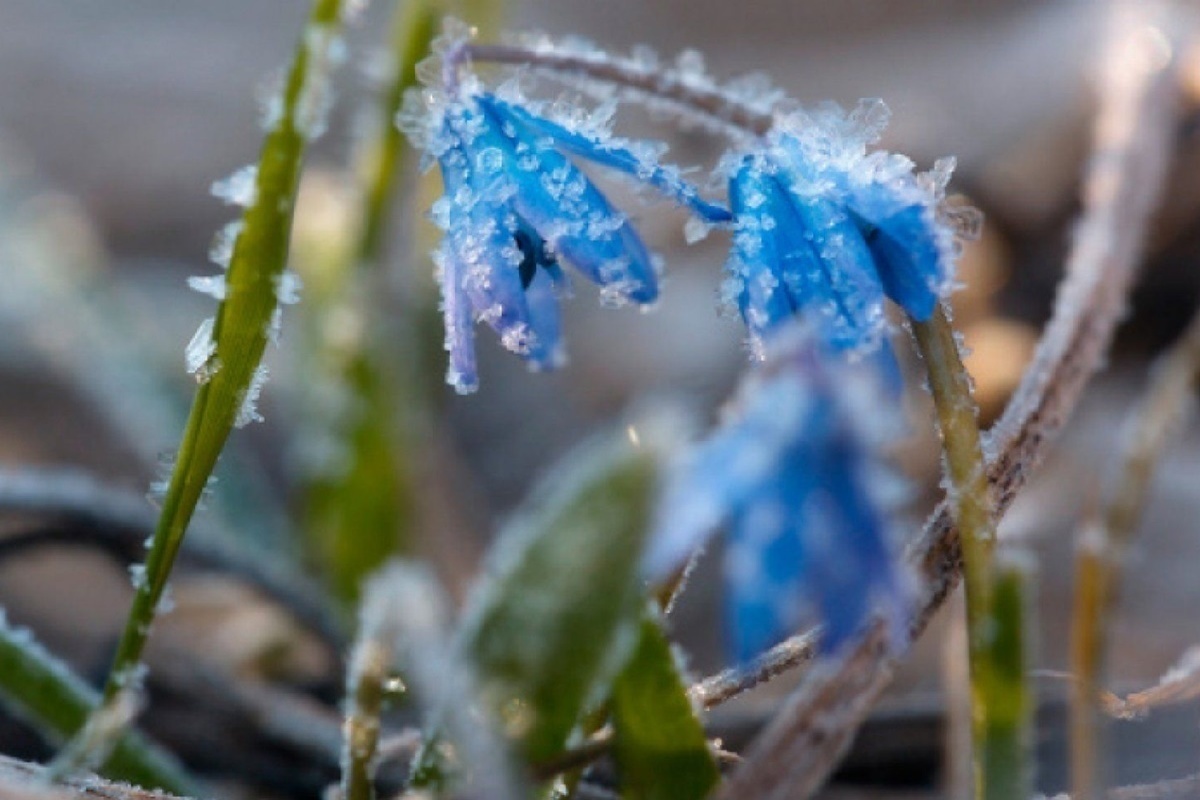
[513,227,557,290]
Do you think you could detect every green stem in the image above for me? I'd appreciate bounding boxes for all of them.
[0,615,195,795]
[341,577,408,800]
[355,0,441,270]
[912,306,1027,800]
[982,550,1034,800]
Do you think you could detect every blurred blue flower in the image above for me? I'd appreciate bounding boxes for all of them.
[722,100,975,358]
[406,78,730,393]
[643,323,909,661]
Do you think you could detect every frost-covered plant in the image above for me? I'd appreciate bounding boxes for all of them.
[399,27,730,392]
[9,4,1181,800]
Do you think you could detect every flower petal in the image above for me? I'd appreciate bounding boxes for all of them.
[483,95,733,223]
[476,100,659,305]
[434,240,479,394]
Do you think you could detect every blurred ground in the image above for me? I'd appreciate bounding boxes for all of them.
[1,0,1200,796]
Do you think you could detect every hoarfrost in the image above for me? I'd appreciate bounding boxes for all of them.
[128,563,148,592]
[274,270,303,305]
[185,317,219,383]
[296,24,346,140]
[187,274,227,301]
[235,364,270,428]
[209,220,243,269]
[211,165,259,207]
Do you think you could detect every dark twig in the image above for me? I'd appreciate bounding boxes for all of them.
[0,467,345,655]
[0,754,191,800]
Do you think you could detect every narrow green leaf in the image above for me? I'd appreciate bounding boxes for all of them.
[611,611,720,800]
[97,0,351,704]
[0,612,195,795]
[460,431,660,764]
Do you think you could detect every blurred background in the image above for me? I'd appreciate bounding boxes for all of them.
[1,0,1200,796]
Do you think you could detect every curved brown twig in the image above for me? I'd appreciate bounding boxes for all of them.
[0,468,346,656]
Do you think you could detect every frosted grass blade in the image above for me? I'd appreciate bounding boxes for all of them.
[0,613,195,794]
[92,0,351,731]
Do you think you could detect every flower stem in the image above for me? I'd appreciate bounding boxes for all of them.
[912,306,1029,800]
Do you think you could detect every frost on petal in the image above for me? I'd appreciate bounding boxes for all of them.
[726,152,885,354]
[483,96,731,223]
[435,243,478,394]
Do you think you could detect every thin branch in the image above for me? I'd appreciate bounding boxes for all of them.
[717,13,1182,798]
[1071,301,1200,796]
[461,42,771,139]
[0,755,191,800]
[0,467,345,655]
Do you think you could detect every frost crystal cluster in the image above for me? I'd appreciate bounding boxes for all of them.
[724,100,973,358]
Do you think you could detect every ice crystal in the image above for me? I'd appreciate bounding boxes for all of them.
[211,165,259,208]
[184,317,218,383]
[235,364,270,428]
[724,100,973,356]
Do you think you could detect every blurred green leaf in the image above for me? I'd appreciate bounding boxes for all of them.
[0,613,195,794]
[611,611,720,800]
[295,0,442,605]
[461,432,659,764]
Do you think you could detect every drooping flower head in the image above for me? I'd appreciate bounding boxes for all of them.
[643,321,910,661]
[722,99,980,358]
[400,24,730,393]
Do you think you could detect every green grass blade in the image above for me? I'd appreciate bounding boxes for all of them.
[0,612,196,795]
[459,427,663,765]
[95,0,350,713]
[610,611,720,800]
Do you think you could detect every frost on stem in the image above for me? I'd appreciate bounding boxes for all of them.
[235,364,270,428]
[296,23,348,141]
[184,316,219,384]
[211,164,259,208]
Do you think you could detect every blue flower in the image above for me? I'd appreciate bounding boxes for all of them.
[643,323,909,661]
[722,100,970,358]
[406,77,730,394]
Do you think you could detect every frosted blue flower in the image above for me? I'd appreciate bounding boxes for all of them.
[403,64,730,393]
[722,100,974,358]
[643,323,909,661]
